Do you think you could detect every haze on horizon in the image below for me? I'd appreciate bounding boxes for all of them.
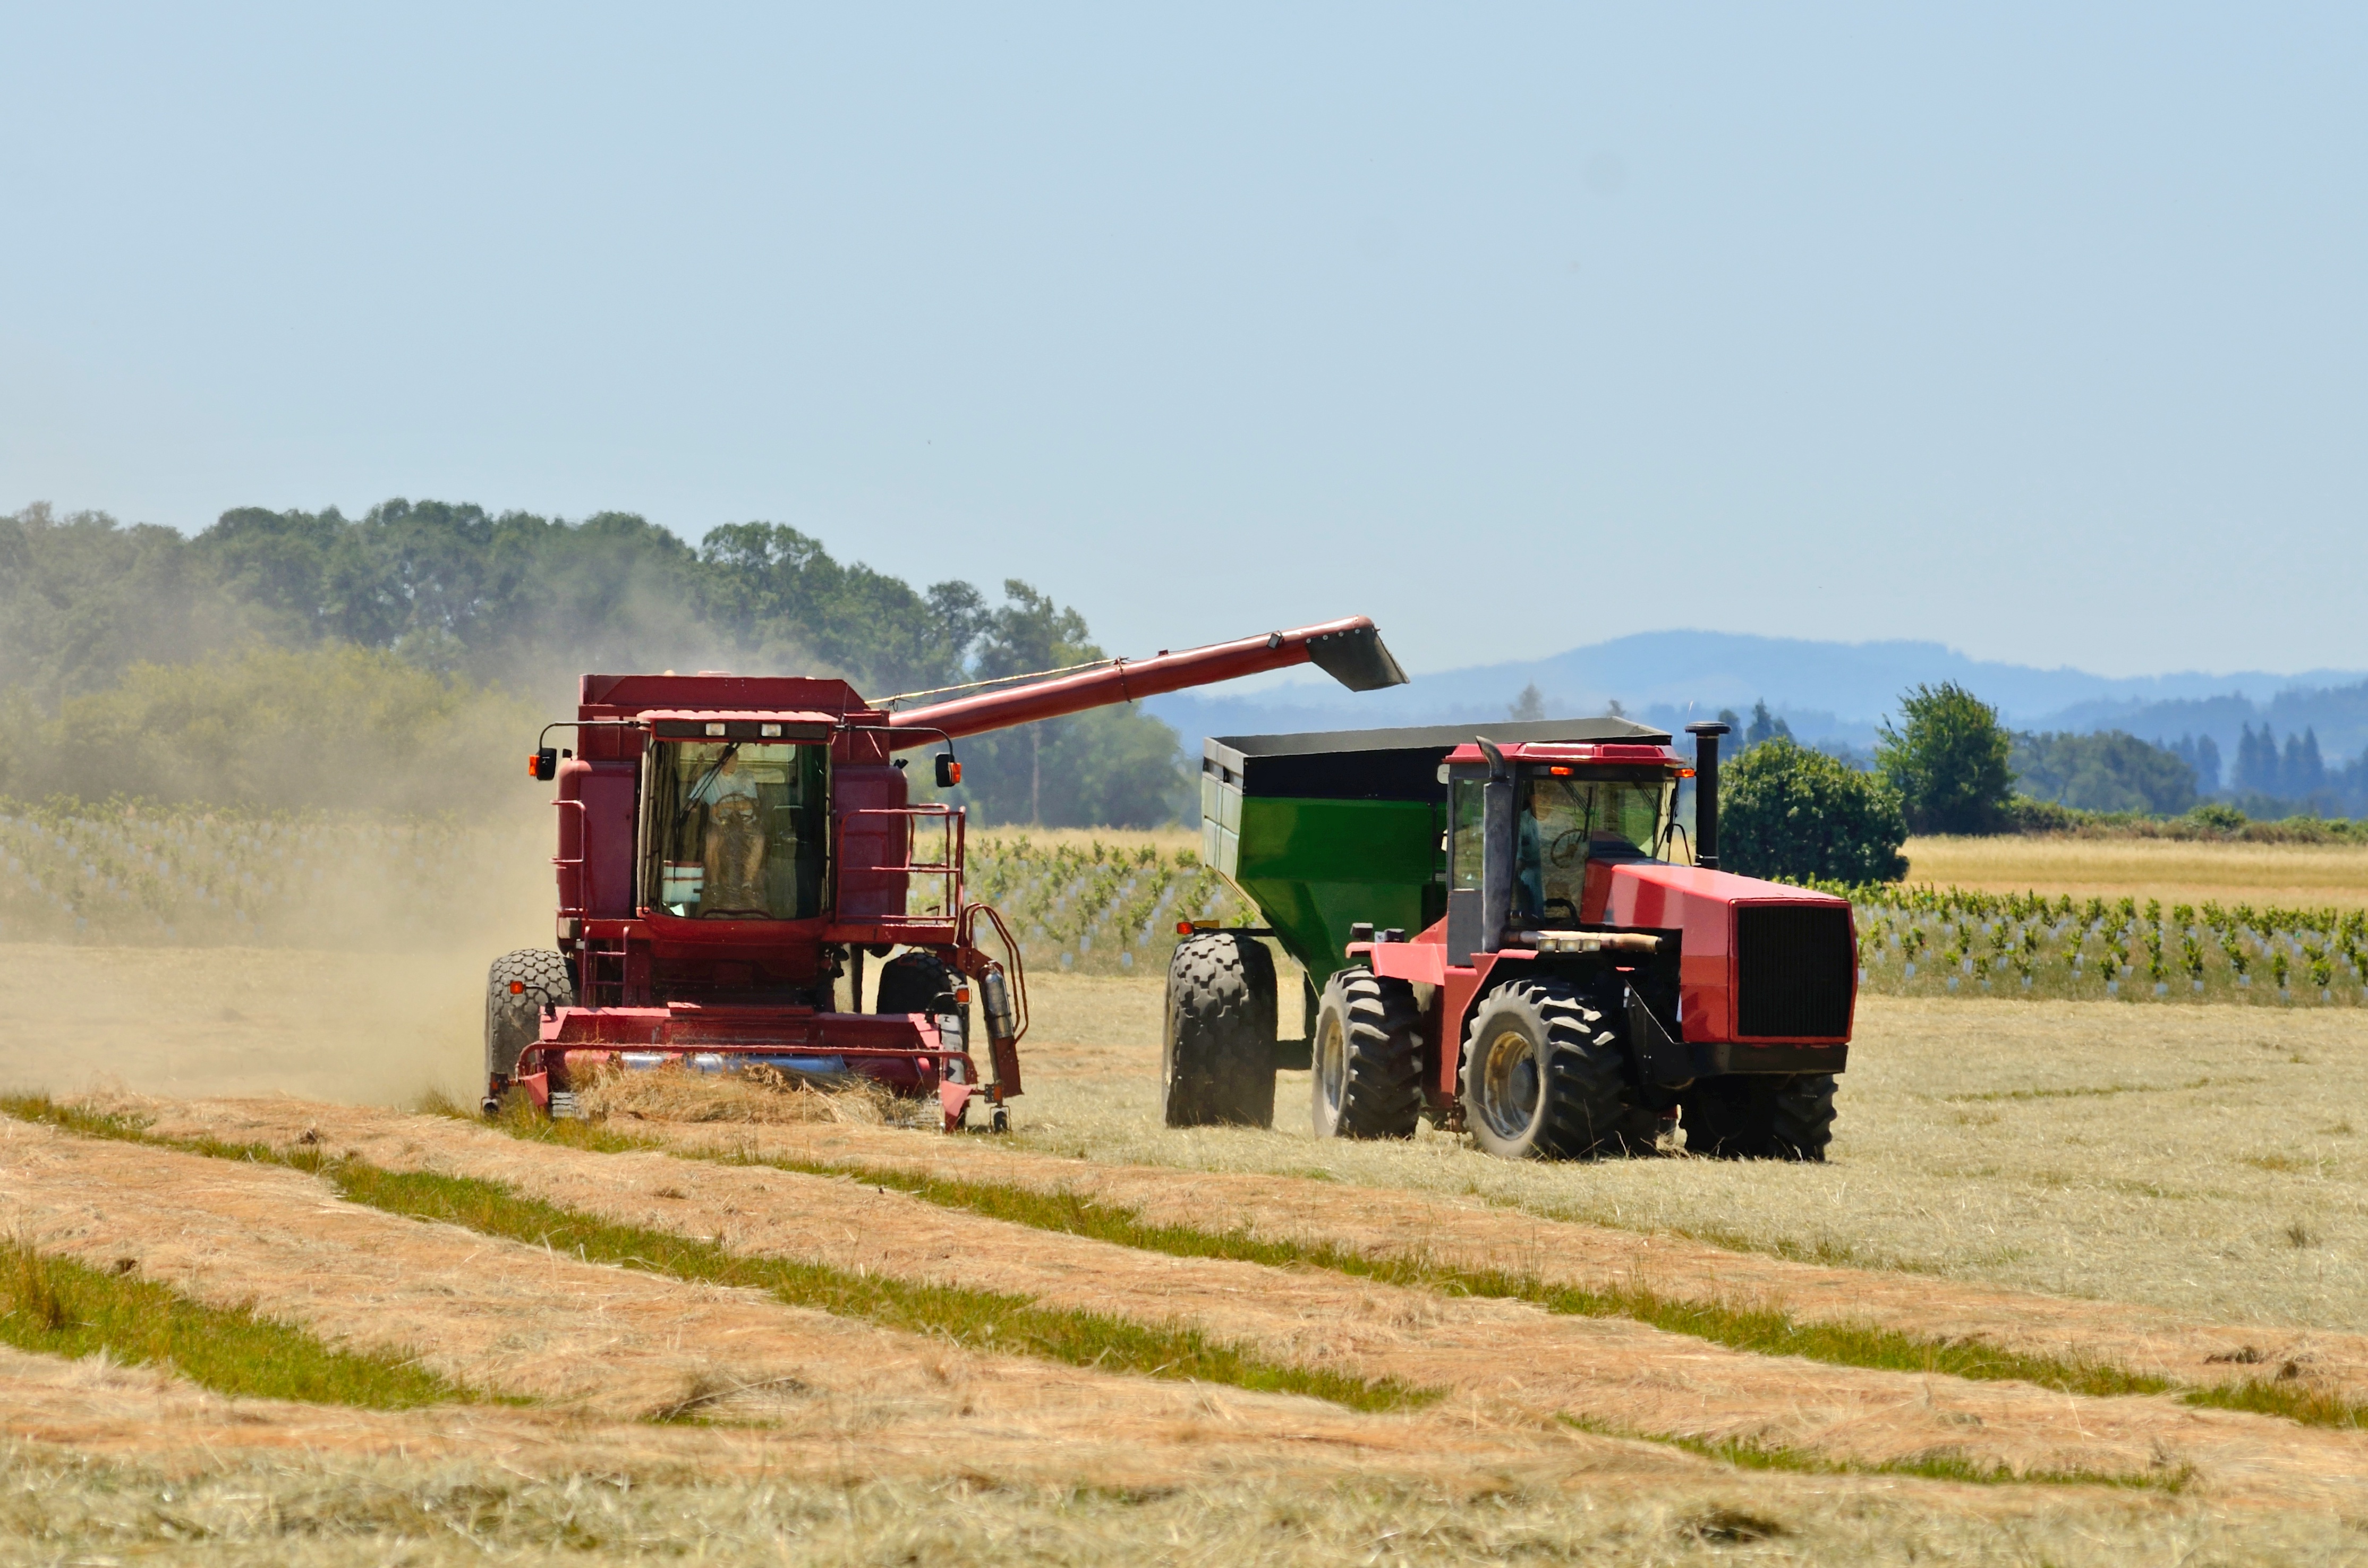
[3,5,2362,681]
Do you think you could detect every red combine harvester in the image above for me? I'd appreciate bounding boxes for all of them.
[484,616,1406,1129]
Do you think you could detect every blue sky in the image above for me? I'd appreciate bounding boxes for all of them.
[4,5,2362,678]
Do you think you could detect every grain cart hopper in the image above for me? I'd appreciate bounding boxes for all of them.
[1166,719,1854,1158]
[487,616,1406,1129]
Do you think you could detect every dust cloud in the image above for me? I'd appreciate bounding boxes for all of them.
[0,815,554,1107]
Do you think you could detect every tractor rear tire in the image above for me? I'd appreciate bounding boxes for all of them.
[1310,967,1422,1139]
[1679,1073,1837,1161]
[486,949,574,1083]
[1162,932,1277,1128]
[1459,978,1645,1160]
[875,949,973,1050]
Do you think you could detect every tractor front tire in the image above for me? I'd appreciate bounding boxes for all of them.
[1679,1073,1837,1161]
[1310,967,1422,1139]
[486,949,574,1086]
[875,949,973,1050]
[1459,978,1645,1160]
[1162,933,1277,1128]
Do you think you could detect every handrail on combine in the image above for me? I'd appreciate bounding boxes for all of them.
[834,803,965,921]
[551,798,589,920]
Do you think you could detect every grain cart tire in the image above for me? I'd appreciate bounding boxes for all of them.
[1459,978,1643,1160]
[1311,967,1422,1139]
[875,949,973,1050]
[486,949,574,1084]
[1162,932,1277,1127]
[1679,1073,1837,1161]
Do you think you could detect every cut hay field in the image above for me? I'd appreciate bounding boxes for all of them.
[5,944,2368,1560]
[1905,833,2368,909]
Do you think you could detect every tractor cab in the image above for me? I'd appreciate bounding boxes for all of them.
[1443,742,1693,929]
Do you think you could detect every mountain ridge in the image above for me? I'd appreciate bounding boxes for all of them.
[1142,630,2368,762]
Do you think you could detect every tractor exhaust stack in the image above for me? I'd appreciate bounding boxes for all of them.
[1685,720,1730,870]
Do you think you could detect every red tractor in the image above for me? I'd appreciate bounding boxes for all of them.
[1176,720,1855,1158]
[484,616,1405,1128]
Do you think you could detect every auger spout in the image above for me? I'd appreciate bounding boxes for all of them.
[885,616,1406,745]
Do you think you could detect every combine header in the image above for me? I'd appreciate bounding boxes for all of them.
[486,617,1405,1129]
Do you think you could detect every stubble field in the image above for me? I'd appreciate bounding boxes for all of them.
[1,823,2366,1563]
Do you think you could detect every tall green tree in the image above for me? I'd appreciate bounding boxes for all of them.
[1721,738,1909,883]
[1877,682,2015,835]
[2012,730,2198,815]
[930,582,1192,828]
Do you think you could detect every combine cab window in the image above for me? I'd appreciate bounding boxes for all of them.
[642,742,829,920]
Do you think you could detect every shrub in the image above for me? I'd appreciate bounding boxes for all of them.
[1878,683,2015,835]
[1721,738,1909,883]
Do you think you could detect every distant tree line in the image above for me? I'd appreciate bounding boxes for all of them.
[0,501,1189,824]
[1709,681,2368,828]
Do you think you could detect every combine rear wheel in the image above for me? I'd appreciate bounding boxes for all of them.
[1161,932,1277,1127]
[1459,978,1645,1160]
[485,949,574,1111]
[1311,967,1422,1138]
[1678,1074,1837,1161]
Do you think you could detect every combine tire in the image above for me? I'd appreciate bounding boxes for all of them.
[1459,978,1645,1160]
[486,949,574,1084]
[1162,932,1277,1128]
[1679,1073,1837,1161]
[1310,967,1422,1139]
[875,949,972,1049]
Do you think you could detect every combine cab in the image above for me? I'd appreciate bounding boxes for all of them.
[1168,719,1855,1158]
[487,617,1405,1129]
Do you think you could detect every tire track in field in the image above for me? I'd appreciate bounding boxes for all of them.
[0,1113,1660,1492]
[155,1098,2368,1510]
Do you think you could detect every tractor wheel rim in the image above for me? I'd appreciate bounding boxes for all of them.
[1477,1026,1541,1140]
[1316,1012,1346,1115]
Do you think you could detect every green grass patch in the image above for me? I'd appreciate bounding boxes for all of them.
[0,1096,1427,1416]
[322,1161,1426,1413]
[2182,1376,2368,1427]
[1560,1415,2190,1491]
[1941,1076,2246,1104]
[0,1235,462,1409]
[687,1142,2178,1403]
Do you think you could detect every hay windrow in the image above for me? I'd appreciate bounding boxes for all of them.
[131,1096,2368,1509]
[568,1060,918,1127]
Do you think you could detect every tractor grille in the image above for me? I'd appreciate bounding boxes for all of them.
[1735,905,1854,1039]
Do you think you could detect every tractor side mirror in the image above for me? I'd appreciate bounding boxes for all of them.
[529,748,558,782]
[934,753,962,789]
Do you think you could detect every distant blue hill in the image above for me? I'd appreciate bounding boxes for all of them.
[1144,630,2368,763]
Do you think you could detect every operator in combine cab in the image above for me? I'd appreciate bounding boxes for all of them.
[689,748,767,916]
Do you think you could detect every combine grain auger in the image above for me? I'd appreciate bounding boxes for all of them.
[485,617,1406,1129]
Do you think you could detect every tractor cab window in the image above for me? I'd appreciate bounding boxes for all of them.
[1519,771,1672,919]
[642,741,829,919]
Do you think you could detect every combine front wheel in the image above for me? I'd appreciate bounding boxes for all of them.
[485,949,574,1112]
[1161,932,1277,1127]
[1459,979,1643,1160]
[1311,967,1422,1139]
